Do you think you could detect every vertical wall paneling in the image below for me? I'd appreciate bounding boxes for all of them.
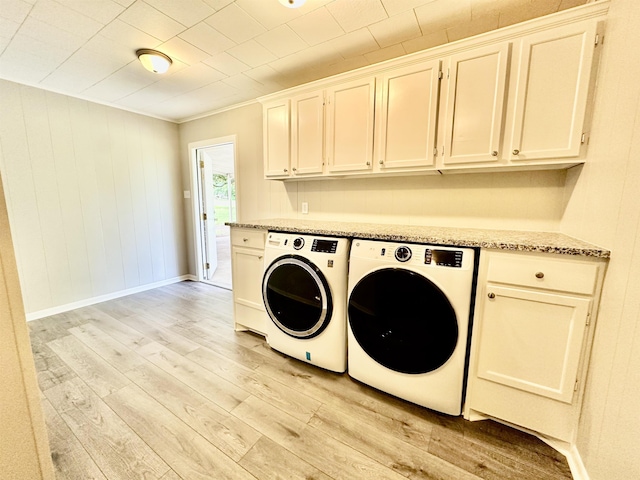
[90,102,127,293]
[0,80,185,316]
[140,119,167,282]
[0,83,52,312]
[560,0,640,478]
[125,113,154,286]
[107,108,140,289]
[68,97,111,295]
[45,92,93,302]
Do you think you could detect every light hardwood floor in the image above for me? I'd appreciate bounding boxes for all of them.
[29,281,573,480]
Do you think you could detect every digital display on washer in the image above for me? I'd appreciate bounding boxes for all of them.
[424,249,463,268]
[311,239,338,253]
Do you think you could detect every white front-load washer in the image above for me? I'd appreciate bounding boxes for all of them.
[347,239,476,415]
[262,232,350,373]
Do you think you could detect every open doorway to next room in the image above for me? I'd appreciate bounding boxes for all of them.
[195,141,237,290]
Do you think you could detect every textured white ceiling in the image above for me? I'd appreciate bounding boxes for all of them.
[0,0,588,122]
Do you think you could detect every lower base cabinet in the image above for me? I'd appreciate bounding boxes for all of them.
[465,249,607,443]
[230,228,268,335]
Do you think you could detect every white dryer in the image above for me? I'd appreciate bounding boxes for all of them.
[347,239,476,415]
[262,232,350,373]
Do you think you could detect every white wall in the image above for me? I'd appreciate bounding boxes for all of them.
[0,80,188,317]
[179,105,569,277]
[560,0,640,478]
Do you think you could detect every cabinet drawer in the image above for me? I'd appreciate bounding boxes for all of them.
[487,253,599,295]
[231,229,266,249]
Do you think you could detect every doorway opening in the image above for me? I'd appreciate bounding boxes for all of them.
[192,137,237,290]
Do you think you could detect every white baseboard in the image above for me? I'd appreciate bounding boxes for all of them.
[26,275,194,321]
[539,436,590,480]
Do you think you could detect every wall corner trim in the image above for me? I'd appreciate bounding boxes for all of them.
[25,275,194,322]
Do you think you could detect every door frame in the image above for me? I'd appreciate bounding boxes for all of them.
[188,135,239,283]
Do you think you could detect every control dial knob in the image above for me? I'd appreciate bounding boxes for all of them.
[293,237,305,250]
[394,246,412,262]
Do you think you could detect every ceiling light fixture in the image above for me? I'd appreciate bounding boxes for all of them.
[278,0,306,8]
[136,49,172,74]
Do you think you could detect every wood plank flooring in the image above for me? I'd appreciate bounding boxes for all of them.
[29,281,574,480]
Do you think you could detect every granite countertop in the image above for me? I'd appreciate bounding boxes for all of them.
[227,218,610,258]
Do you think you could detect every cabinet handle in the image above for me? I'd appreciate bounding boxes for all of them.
[535,271,545,279]
[258,256,263,260]
[491,151,498,157]
[512,149,520,155]
[243,238,248,242]
[488,292,496,299]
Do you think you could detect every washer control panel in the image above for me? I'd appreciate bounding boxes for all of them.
[394,246,412,262]
[425,248,463,268]
[311,238,338,254]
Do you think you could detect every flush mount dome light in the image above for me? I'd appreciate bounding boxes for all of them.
[278,0,306,7]
[136,49,172,74]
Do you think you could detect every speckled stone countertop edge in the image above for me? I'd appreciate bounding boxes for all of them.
[227,220,610,259]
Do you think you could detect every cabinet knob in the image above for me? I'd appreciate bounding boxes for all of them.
[491,151,498,157]
[283,168,288,173]
[535,271,545,279]
[379,160,384,165]
[488,292,496,299]
[292,167,297,173]
[512,149,520,155]
[243,238,248,242]
[366,161,371,166]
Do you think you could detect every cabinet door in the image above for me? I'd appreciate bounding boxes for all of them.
[325,77,376,173]
[377,60,440,170]
[291,90,324,177]
[231,246,265,310]
[443,43,510,165]
[476,285,590,403]
[507,21,598,160]
[263,100,291,178]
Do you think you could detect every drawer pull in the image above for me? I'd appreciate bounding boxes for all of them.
[243,238,249,242]
[488,292,496,299]
[535,272,545,279]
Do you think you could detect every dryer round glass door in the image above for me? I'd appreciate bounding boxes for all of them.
[263,255,333,339]
[348,268,458,374]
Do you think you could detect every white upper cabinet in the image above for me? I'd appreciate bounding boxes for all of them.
[442,43,510,166]
[291,90,325,177]
[259,3,606,180]
[376,60,440,171]
[325,77,376,174]
[263,99,291,179]
[506,21,599,161]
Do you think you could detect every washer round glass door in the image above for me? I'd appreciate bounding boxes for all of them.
[348,268,458,374]
[263,255,333,339]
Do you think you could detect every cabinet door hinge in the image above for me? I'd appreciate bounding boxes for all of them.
[595,33,600,46]
[202,212,207,220]
[438,71,443,80]
[205,262,210,270]
[447,68,450,80]
[441,145,445,156]
[586,311,591,326]
[574,379,579,392]
[581,132,587,144]
[199,160,204,168]
[433,147,438,156]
